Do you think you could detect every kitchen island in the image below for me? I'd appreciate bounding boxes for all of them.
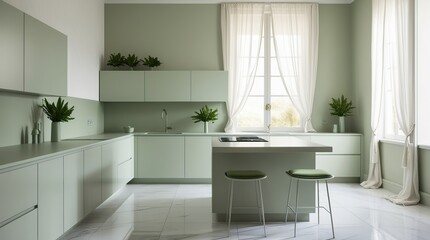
[212,136,332,221]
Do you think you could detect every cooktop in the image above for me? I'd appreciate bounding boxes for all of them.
[219,136,268,142]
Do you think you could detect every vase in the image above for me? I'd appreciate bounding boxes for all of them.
[51,122,61,142]
[339,116,345,133]
[204,122,209,133]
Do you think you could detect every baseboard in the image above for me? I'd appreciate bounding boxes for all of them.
[382,179,402,194]
[329,177,360,183]
[419,191,430,206]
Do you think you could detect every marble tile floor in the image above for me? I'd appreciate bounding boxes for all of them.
[60,183,430,240]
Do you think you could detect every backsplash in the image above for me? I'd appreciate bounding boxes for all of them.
[103,102,228,133]
[0,91,104,147]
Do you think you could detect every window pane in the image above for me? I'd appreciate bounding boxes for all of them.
[255,58,265,76]
[250,77,264,95]
[271,77,287,95]
[271,58,280,76]
[237,97,264,128]
[270,97,301,128]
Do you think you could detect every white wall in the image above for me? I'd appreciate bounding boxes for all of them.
[4,0,104,101]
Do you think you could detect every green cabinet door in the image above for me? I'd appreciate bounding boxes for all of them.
[191,71,228,102]
[100,71,145,102]
[185,136,212,178]
[24,14,67,96]
[144,71,191,101]
[137,136,185,178]
[0,1,24,91]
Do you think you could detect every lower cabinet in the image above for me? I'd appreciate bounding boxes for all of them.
[64,151,84,231]
[101,141,118,201]
[0,209,37,240]
[185,136,212,178]
[118,158,134,187]
[84,146,102,216]
[311,135,361,179]
[137,136,185,178]
[38,157,64,240]
[137,136,212,179]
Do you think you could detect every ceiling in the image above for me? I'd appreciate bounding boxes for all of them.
[105,0,354,4]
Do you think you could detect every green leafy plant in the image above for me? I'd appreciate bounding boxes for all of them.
[191,105,218,123]
[124,54,140,69]
[40,97,75,122]
[141,55,162,68]
[107,53,125,67]
[329,95,355,116]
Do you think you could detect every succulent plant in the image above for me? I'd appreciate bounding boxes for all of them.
[141,55,162,68]
[329,95,355,116]
[124,54,140,69]
[191,105,218,123]
[107,53,125,67]
[40,97,75,122]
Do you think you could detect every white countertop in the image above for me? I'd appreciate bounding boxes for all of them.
[212,136,332,153]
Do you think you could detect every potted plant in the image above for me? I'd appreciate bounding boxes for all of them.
[329,94,354,133]
[191,105,218,133]
[141,55,162,70]
[40,97,75,142]
[107,53,125,68]
[124,54,140,70]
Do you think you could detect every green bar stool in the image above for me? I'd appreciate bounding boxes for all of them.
[225,170,267,237]
[285,169,335,239]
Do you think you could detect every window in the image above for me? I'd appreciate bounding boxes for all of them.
[237,13,301,132]
[382,30,405,141]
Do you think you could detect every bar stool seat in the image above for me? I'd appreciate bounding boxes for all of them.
[225,170,267,237]
[285,169,335,239]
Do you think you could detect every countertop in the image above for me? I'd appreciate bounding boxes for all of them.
[0,133,131,171]
[212,136,333,153]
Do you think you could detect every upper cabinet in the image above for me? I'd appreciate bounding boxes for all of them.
[24,15,67,96]
[144,71,191,102]
[0,1,67,96]
[191,71,228,102]
[99,70,228,102]
[100,71,145,102]
[0,1,24,91]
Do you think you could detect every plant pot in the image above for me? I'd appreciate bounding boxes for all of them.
[204,122,209,133]
[339,116,345,133]
[51,122,61,142]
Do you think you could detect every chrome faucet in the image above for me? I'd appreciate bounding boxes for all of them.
[161,109,172,132]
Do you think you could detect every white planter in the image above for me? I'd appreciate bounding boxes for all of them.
[51,122,61,142]
[339,116,345,133]
[204,122,209,133]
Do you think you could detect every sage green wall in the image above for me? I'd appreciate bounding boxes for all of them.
[418,148,430,205]
[351,0,372,180]
[313,4,353,132]
[104,4,354,133]
[104,4,222,70]
[0,91,104,147]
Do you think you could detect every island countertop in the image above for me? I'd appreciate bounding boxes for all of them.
[212,136,332,153]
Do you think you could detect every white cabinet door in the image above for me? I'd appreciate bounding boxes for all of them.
[316,155,361,177]
[64,151,84,231]
[24,14,67,96]
[100,71,145,102]
[84,146,102,216]
[191,71,228,102]
[144,71,191,101]
[118,159,134,187]
[137,136,185,178]
[185,136,212,178]
[0,209,37,240]
[101,142,117,201]
[0,1,24,91]
[0,165,37,224]
[38,157,64,240]
[311,135,360,154]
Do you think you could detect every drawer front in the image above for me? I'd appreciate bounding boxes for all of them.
[311,135,360,154]
[316,155,360,177]
[0,165,37,223]
[118,158,133,187]
[0,209,37,240]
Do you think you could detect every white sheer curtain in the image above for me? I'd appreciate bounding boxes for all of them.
[270,3,318,132]
[221,3,265,132]
[385,0,419,205]
[361,0,385,189]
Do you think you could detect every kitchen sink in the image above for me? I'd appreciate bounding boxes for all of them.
[143,132,183,135]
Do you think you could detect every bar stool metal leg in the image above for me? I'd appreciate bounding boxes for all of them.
[255,181,262,223]
[285,176,293,223]
[317,180,320,224]
[294,179,299,237]
[258,180,267,237]
[326,180,335,239]
[227,180,234,236]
